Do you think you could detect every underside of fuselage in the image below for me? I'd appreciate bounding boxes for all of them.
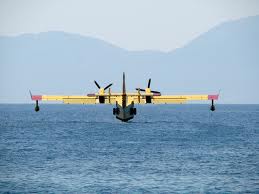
[113,103,136,122]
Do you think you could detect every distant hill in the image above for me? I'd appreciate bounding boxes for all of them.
[0,15,259,103]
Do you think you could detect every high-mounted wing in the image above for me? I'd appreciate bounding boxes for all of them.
[128,94,219,104]
[30,93,126,105]
[31,92,219,105]
[152,94,219,104]
[29,80,115,105]
[31,95,97,104]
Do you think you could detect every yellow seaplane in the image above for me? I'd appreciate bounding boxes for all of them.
[30,73,219,122]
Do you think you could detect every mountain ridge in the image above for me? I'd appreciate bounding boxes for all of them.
[0,15,258,103]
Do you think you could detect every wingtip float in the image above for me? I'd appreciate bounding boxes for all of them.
[30,73,220,122]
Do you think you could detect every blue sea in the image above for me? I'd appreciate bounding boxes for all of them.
[0,104,258,193]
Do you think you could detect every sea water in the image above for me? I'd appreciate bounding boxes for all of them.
[0,104,258,193]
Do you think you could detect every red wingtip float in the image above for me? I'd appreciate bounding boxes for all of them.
[30,73,220,121]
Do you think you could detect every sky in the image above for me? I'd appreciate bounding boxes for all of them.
[0,0,259,51]
[0,0,259,104]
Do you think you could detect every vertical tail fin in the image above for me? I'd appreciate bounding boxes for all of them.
[122,72,126,108]
[123,72,126,94]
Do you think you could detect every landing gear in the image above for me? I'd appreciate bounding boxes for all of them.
[130,108,137,115]
[210,99,215,111]
[35,100,40,112]
[113,108,120,115]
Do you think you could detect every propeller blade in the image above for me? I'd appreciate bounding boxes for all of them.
[136,88,146,92]
[148,79,151,88]
[151,90,161,94]
[94,80,101,89]
[104,83,113,90]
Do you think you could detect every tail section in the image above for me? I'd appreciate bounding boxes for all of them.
[123,72,126,95]
[122,72,126,108]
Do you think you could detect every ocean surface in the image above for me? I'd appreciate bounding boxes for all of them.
[0,104,258,193]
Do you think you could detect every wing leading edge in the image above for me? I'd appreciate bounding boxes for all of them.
[31,93,219,105]
[31,95,96,104]
[152,94,219,104]
[128,94,219,104]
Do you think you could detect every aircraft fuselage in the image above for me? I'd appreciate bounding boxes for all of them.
[112,73,136,122]
[113,102,136,122]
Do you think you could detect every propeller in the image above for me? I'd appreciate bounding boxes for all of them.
[104,83,113,90]
[136,78,161,94]
[94,81,113,90]
[148,79,151,88]
[94,81,101,89]
[151,90,161,94]
[136,88,146,92]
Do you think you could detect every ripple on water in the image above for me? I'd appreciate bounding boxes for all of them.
[0,104,258,193]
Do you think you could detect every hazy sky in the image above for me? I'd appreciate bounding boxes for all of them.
[1,0,259,51]
[0,0,259,50]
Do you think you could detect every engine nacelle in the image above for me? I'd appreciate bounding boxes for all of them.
[146,96,152,103]
[99,96,105,104]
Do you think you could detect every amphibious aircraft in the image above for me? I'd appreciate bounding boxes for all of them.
[30,73,219,122]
